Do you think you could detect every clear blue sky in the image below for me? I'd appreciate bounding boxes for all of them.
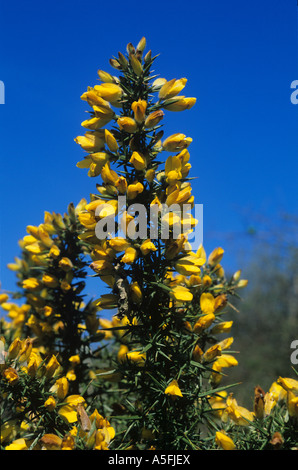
[1,0,297,297]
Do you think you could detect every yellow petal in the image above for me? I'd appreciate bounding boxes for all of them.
[165,379,183,397]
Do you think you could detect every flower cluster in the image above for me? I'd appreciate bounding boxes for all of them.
[2,201,104,386]
[1,36,297,451]
[0,336,115,450]
[72,37,254,450]
[211,377,298,450]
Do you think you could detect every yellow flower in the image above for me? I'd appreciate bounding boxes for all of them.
[144,110,164,128]
[193,313,215,334]
[131,99,147,123]
[140,239,157,255]
[215,431,236,450]
[277,377,298,394]
[208,392,227,419]
[158,78,187,100]
[81,99,114,130]
[66,368,77,381]
[117,116,138,133]
[61,434,76,450]
[45,355,60,379]
[192,345,203,362]
[126,350,146,366]
[210,321,233,335]
[263,391,278,416]
[74,130,105,153]
[27,353,42,378]
[93,82,123,103]
[163,96,196,112]
[5,438,28,450]
[129,151,147,171]
[101,162,120,186]
[50,376,69,400]
[44,396,56,412]
[165,155,182,185]
[213,354,238,368]
[49,244,60,258]
[42,273,59,288]
[287,391,298,418]
[0,293,9,304]
[7,338,22,360]
[203,344,222,362]
[269,381,287,402]
[222,395,254,426]
[216,337,234,351]
[59,257,74,272]
[165,184,192,206]
[117,344,129,363]
[19,338,34,363]
[165,379,183,398]
[3,367,19,385]
[127,182,144,199]
[39,434,62,450]
[69,355,80,366]
[104,129,119,152]
[208,247,224,266]
[22,277,42,292]
[169,285,193,303]
[108,237,131,252]
[121,247,138,264]
[163,133,192,152]
[175,254,205,276]
[90,259,114,276]
[200,292,216,315]
[130,281,143,304]
[58,395,86,424]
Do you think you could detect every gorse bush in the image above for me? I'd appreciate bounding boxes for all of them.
[1,37,297,451]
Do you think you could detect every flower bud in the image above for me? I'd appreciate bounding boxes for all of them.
[7,338,22,360]
[3,367,19,385]
[162,96,196,112]
[129,151,147,171]
[97,69,115,83]
[130,55,143,77]
[45,355,60,379]
[159,78,187,100]
[117,116,138,133]
[44,396,56,412]
[131,99,147,123]
[59,257,74,272]
[144,110,164,128]
[136,37,146,53]
[104,129,119,152]
[130,282,143,304]
[208,247,224,266]
[109,58,121,70]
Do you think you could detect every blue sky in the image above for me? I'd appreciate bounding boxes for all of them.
[1,0,297,298]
